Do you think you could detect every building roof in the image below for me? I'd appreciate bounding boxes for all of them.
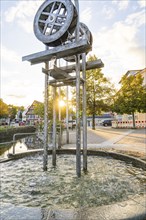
[87,113,113,119]
[25,100,43,115]
[125,68,146,77]
[119,68,146,84]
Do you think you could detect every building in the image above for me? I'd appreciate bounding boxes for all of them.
[125,68,146,86]
[25,100,43,125]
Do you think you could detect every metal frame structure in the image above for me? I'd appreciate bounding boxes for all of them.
[22,0,104,177]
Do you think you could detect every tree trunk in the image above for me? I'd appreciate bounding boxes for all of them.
[92,90,96,130]
[132,112,136,129]
[92,114,95,130]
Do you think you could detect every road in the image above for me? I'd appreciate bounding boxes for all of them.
[62,127,146,154]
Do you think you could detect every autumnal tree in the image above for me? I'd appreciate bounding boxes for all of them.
[0,99,9,118]
[112,73,146,128]
[8,105,18,121]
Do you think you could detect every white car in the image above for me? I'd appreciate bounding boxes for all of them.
[10,122,19,127]
[64,120,76,129]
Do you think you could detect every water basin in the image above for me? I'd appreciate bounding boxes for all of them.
[1,154,146,209]
[0,136,43,159]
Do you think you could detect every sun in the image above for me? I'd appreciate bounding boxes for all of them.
[59,100,65,107]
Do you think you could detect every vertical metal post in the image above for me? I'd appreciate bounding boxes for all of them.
[82,53,87,172]
[74,0,81,177]
[76,55,81,177]
[52,86,57,166]
[58,88,61,121]
[12,134,16,154]
[43,60,49,171]
[66,86,69,144]
[58,87,62,148]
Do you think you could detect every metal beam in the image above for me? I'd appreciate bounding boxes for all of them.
[49,77,85,87]
[42,59,104,75]
[22,39,91,65]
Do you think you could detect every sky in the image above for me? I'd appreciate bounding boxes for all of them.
[1,0,146,108]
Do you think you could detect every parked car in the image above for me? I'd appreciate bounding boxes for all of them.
[102,119,112,126]
[64,120,76,129]
[10,121,19,127]
[0,122,8,126]
[19,121,25,126]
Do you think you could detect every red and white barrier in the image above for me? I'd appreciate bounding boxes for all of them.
[112,120,146,128]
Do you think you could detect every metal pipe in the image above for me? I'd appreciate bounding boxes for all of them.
[66,86,69,144]
[52,86,57,166]
[74,0,81,177]
[43,51,49,171]
[58,87,62,148]
[82,53,87,172]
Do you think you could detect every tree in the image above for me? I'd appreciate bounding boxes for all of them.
[86,55,115,130]
[0,99,9,118]
[33,101,44,118]
[16,106,24,121]
[8,105,17,121]
[112,73,146,128]
[33,88,66,120]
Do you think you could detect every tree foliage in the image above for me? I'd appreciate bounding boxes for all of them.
[112,73,146,127]
[8,105,18,120]
[33,101,44,118]
[86,55,115,129]
[0,99,9,118]
[0,99,25,121]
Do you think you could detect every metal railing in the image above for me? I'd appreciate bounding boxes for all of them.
[12,132,37,154]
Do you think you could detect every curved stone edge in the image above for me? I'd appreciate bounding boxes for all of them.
[1,148,146,171]
[1,195,146,220]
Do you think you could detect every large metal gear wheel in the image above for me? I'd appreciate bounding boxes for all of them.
[33,0,78,47]
[64,22,93,62]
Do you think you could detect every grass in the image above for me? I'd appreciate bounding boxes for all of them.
[0,126,10,132]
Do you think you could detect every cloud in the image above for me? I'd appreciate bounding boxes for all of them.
[93,21,138,55]
[125,9,145,27]
[137,0,146,8]
[102,6,115,19]
[1,77,43,107]
[4,1,43,33]
[112,0,129,10]
[7,94,26,99]
[92,18,145,86]
[80,7,92,26]
[1,46,20,63]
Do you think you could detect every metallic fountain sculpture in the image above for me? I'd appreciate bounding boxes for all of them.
[22,0,104,177]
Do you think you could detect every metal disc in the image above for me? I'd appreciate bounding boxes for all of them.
[33,0,78,47]
[64,22,93,62]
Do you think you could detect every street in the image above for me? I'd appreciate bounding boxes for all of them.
[62,127,146,154]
